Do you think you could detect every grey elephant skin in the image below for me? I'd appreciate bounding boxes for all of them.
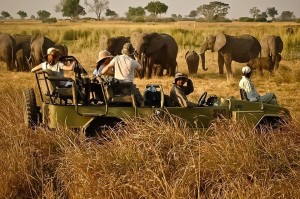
[0,32,16,71]
[247,56,277,75]
[185,50,199,74]
[102,36,130,56]
[131,32,178,79]
[30,34,68,68]
[13,34,31,71]
[199,33,261,78]
[260,35,283,69]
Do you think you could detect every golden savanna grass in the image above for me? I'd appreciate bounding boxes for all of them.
[0,20,300,198]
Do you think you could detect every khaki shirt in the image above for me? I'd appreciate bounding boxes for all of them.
[170,80,197,107]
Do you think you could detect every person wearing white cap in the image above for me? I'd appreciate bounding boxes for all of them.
[239,66,277,105]
[92,50,114,78]
[101,43,144,106]
[170,72,198,107]
[31,47,75,87]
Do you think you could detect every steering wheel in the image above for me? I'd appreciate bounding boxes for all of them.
[198,92,207,107]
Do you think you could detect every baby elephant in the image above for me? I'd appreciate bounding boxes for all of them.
[247,56,279,75]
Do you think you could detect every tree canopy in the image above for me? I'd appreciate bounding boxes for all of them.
[17,11,27,19]
[37,10,51,20]
[84,0,108,20]
[126,6,145,19]
[249,7,260,19]
[188,10,198,18]
[266,7,278,20]
[197,1,230,20]
[56,0,86,20]
[1,11,11,19]
[279,11,294,21]
[144,1,168,18]
[105,9,118,18]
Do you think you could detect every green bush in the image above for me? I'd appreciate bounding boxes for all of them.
[239,17,254,22]
[42,17,57,23]
[255,17,267,22]
[131,16,145,23]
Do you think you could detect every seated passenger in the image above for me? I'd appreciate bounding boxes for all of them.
[170,73,198,107]
[101,43,144,106]
[31,47,75,87]
[92,50,114,80]
[239,66,278,105]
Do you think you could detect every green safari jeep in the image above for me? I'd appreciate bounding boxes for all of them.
[23,56,291,135]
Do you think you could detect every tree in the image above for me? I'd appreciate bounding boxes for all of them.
[249,7,260,19]
[144,1,168,18]
[171,14,177,18]
[178,14,182,19]
[266,7,278,20]
[1,11,11,19]
[30,15,36,19]
[105,9,118,18]
[197,1,230,21]
[37,10,51,20]
[188,10,198,18]
[84,0,108,20]
[279,11,294,21]
[17,11,27,19]
[126,6,145,19]
[56,0,86,20]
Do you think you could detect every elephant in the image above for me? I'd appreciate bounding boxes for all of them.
[185,50,199,74]
[16,41,31,71]
[56,44,69,57]
[199,33,261,78]
[100,36,130,56]
[247,56,277,76]
[130,32,178,79]
[0,32,16,71]
[260,35,283,70]
[13,34,31,71]
[29,34,68,68]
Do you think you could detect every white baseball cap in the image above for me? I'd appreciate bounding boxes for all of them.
[47,47,56,55]
[242,66,251,74]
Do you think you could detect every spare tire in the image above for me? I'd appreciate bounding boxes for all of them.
[23,88,38,128]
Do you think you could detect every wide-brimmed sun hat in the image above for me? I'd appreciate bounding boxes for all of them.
[242,66,251,74]
[121,43,135,55]
[174,72,188,84]
[96,50,113,63]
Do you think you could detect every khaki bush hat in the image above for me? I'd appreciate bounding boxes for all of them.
[121,43,135,55]
[174,72,188,84]
[96,50,113,63]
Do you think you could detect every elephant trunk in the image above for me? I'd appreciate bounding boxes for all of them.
[200,52,208,71]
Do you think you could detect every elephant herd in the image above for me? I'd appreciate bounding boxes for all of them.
[0,31,283,78]
[0,32,68,72]
[186,33,283,77]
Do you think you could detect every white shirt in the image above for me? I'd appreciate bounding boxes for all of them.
[42,61,72,87]
[239,76,260,101]
[109,55,141,82]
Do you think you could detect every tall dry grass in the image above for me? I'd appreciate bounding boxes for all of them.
[0,21,299,198]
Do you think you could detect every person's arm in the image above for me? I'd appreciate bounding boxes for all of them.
[62,61,75,71]
[183,79,194,95]
[31,64,42,72]
[174,87,189,107]
[101,62,114,75]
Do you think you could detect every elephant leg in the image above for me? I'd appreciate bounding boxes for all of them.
[168,61,177,76]
[223,53,233,78]
[218,53,225,75]
[156,65,164,76]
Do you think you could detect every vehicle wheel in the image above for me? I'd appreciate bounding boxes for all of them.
[23,88,39,128]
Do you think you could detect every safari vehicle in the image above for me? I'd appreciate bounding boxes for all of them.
[23,56,291,135]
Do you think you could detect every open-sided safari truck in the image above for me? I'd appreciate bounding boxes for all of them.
[23,56,291,136]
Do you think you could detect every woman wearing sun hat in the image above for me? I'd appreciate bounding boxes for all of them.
[92,50,114,78]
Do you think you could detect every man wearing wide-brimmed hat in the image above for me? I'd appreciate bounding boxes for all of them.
[239,66,277,104]
[101,43,144,106]
[170,72,198,107]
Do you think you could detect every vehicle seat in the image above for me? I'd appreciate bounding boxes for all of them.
[240,89,249,101]
[144,86,161,107]
[39,69,73,104]
[105,82,136,107]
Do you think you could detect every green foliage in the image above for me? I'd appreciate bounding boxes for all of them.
[131,16,145,23]
[17,10,27,19]
[197,1,230,21]
[30,15,35,19]
[171,14,177,18]
[188,10,198,18]
[255,16,267,22]
[59,0,86,20]
[239,17,254,22]
[84,0,108,20]
[105,9,118,18]
[1,11,10,19]
[42,17,57,23]
[37,10,51,20]
[266,7,278,19]
[145,1,168,18]
[126,6,145,19]
[249,7,260,19]
[279,11,294,21]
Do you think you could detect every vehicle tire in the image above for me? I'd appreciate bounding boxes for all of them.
[23,88,39,128]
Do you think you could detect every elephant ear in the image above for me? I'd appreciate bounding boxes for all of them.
[213,33,226,52]
[275,36,283,53]
[145,33,164,55]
